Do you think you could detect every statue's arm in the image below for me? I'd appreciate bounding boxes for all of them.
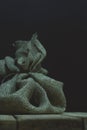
[5,56,20,73]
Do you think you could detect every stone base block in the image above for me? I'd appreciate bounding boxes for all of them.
[15,114,82,130]
[1,113,87,130]
[0,115,16,130]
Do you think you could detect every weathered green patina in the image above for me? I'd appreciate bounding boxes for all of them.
[0,33,66,114]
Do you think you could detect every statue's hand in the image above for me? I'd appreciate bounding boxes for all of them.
[5,56,20,73]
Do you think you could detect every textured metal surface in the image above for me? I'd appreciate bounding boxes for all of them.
[0,34,66,114]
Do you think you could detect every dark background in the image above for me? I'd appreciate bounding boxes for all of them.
[0,0,87,112]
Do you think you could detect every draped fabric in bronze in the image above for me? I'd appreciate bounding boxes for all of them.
[0,33,66,114]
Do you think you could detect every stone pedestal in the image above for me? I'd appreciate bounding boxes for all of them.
[0,115,16,130]
[0,113,87,130]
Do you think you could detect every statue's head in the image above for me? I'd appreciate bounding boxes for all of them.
[13,33,44,72]
[14,40,30,71]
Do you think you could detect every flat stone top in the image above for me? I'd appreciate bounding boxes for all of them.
[0,112,87,119]
[15,114,81,121]
[0,115,16,121]
[0,112,87,122]
[64,112,87,118]
[14,112,87,118]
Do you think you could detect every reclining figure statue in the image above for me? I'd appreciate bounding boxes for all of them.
[0,33,66,114]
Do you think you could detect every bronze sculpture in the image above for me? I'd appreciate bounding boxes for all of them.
[0,33,66,114]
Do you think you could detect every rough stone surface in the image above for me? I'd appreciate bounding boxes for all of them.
[0,115,16,130]
[0,113,87,130]
[63,112,87,118]
[15,114,82,130]
[84,119,87,130]
[0,33,66,114]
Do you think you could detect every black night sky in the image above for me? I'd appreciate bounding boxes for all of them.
[0,0,87,112]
